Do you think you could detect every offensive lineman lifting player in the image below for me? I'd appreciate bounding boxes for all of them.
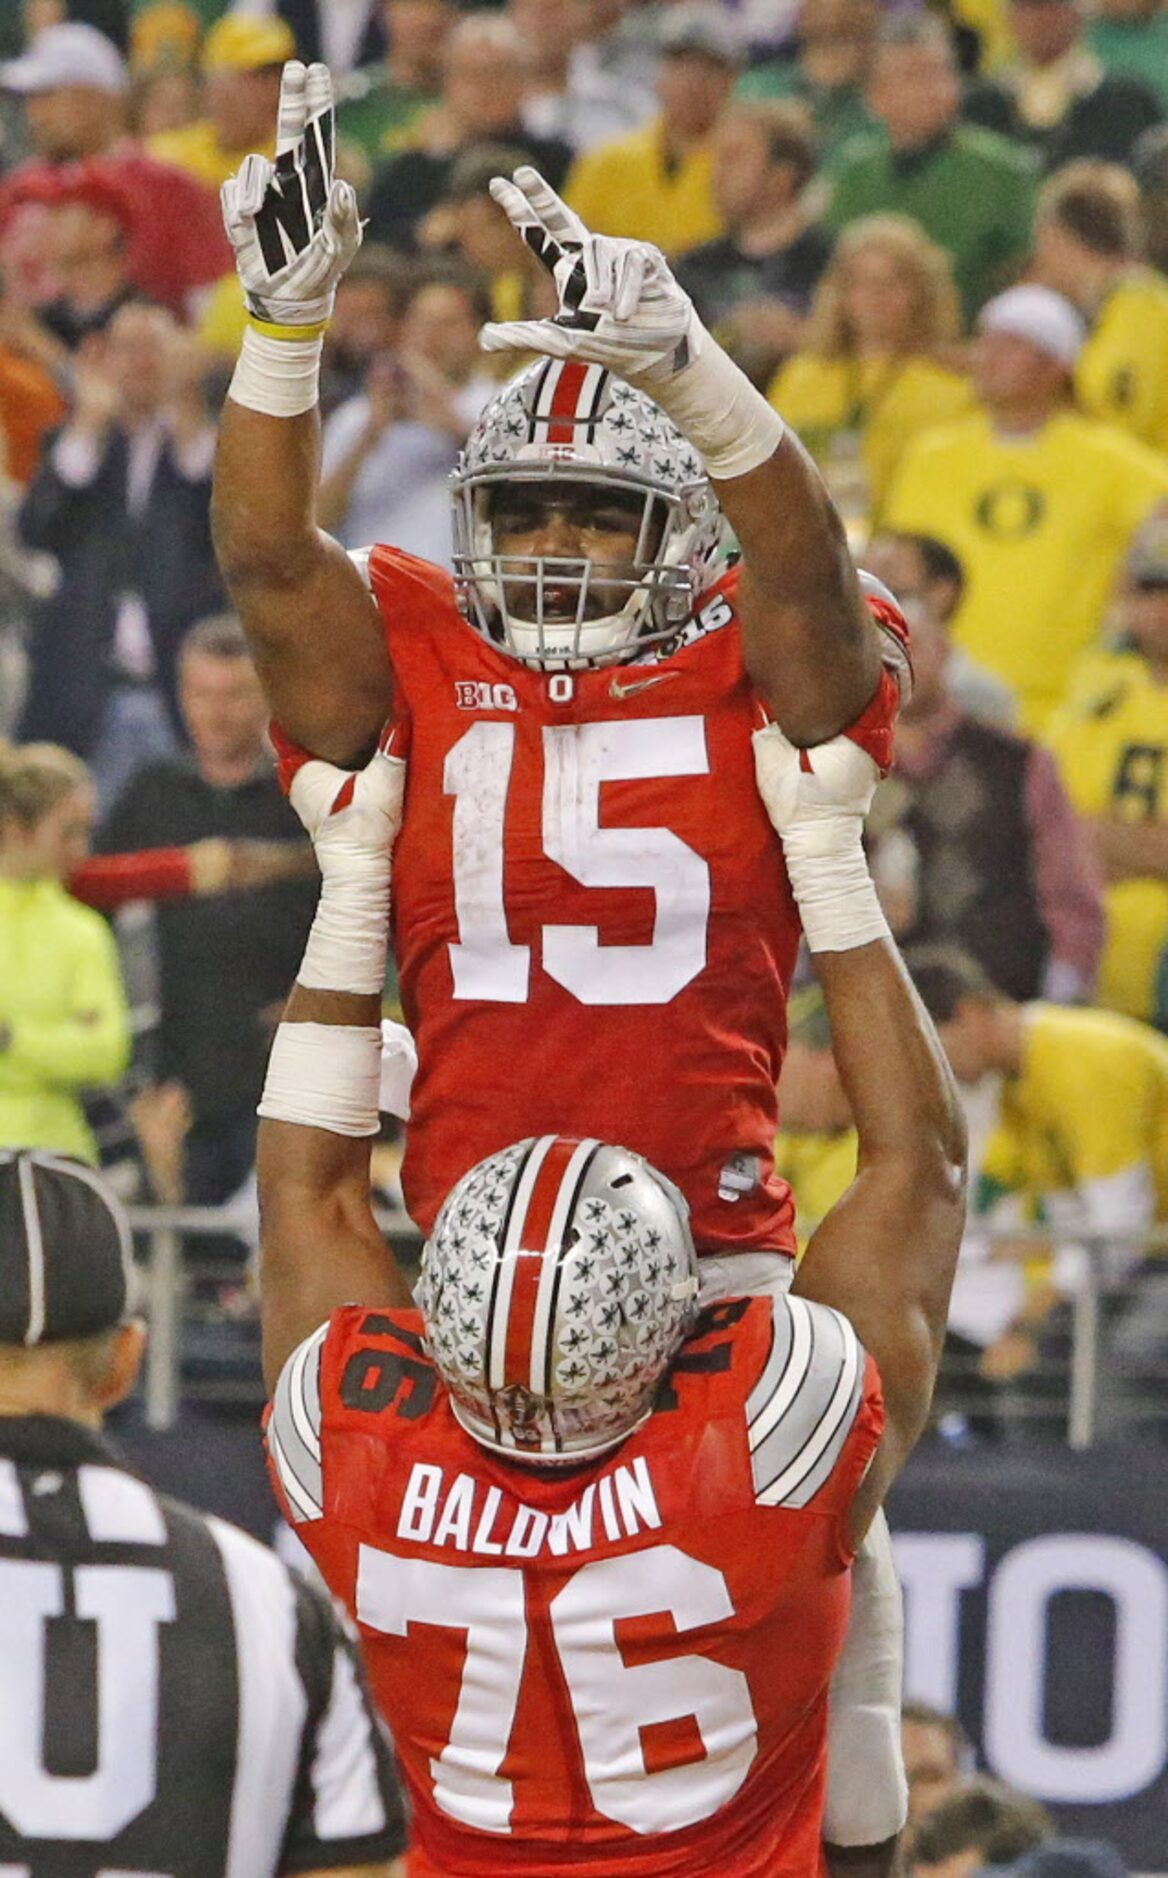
[212,62,917,1874]
[257,702,964,1878]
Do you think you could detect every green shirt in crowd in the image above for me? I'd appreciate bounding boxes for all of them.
[0,877,130,1165]
[825,123,1038,325]
[734,62,875,166]
[1088,14,1168,111]
[337,66,439,164]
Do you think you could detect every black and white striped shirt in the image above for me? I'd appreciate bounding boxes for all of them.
[0,1414,407,1878]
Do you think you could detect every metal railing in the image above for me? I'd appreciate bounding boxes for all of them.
[126,1203,422,1430]
[126,1210,1168,1442]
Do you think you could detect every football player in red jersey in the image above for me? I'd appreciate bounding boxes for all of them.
[257,712,965,1878]
[214,63,914,1868]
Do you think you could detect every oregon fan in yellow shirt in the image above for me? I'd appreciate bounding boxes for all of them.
[1032,161,1168,455]
[1047,528,1168,1025]
[913,950,1168,1234]
[767,353,974,525]
[564,15,740,257]
[884,285,1168,732]
[150,16,287,191]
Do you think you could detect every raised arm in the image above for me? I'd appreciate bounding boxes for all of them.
[479,168,881,743]
[753,724,966,1536]
[212,62,391,764]
[256,739,412,1392]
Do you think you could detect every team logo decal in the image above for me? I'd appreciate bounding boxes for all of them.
[973,481,1046,540]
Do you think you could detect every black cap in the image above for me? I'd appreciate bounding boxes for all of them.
[0,1151,133,1346]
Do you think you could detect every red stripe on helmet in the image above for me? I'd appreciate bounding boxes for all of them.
[502,1135,581,1387]
[545,361,591,444]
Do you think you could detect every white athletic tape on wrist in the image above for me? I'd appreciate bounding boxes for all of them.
[259,1022,382,1137]
[298,857,390,995]
[824,1510,908,1845]
[228,324,323,419]
[782,823,891,954]
[654,342,785,481]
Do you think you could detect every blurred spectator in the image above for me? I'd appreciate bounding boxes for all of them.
[0,740,129,1163]
[1088,0,1168,111]
[735,0,878,165]
[864,530,1017,726]
[230,0,387,79]
[865,527,1104,1002]
[419,143,543,327]
[95,616,316,1208]
[319,267,495,560]
[512,0,654,153]
[901,1701,970,1833]
[337,0,452,165]
[132,59,202,140]
[363,14,571,251]
[910,947,1168,1386]
[17,303,225,802]
[965,0,1163,169]
[675,100,832,385]
[1031,158,1168,452]
[0,23,231,319]
[829,13,1036,326]
[1012,1841,1129,1878]
[319,242,412,414]
[1046,522,1168,1028]
[0,334,64,485]
[773,987,857,1242]
[148,14,292,189]
[911,1777,1052,1874]
[1131,117,1168,270]
[35,172,141,350]
[769,215,974,536]
[565,3,739,257]
[826,13,1037,324]
[883,284,1168,731]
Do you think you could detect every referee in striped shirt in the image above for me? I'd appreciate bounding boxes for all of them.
[0,1147,407,1878]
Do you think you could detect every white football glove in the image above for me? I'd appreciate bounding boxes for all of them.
[752,722,889,954]
[288,733,405,994]
[479,166,705,388]
[289,737,405,881]
[752,722,881,842]
[220,60,361,330]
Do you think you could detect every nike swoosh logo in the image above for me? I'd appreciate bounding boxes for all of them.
[608,671,681,700]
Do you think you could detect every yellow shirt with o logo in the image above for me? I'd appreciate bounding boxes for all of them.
[981,1002,1168,1223]
[883,408,1168,731]
[1075,270,1168,456]
[1046,651,1168,1023]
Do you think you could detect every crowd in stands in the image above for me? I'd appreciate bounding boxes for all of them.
[3,1,1168,1441]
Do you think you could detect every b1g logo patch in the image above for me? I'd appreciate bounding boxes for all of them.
[455,681,518,711]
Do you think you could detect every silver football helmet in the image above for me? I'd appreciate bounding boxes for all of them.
[450,358,724,669]
[418,1135,700,1463]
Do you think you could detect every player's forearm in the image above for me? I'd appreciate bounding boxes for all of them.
[721,440,881,743]
[258,985,411,1393]
[823,1835,903,1878]
[213,399,324,594]
[794,942,964,1435]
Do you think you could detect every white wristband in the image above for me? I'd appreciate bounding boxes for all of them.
[299,859,390,995]
[228,325,323,419]
[653,341,785,481]
[259,1022,381,1136]
[782,824,891,955]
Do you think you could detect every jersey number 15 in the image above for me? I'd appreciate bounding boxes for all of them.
[445,717,711,1007]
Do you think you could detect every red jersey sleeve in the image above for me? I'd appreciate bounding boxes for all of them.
[69,848,193,910]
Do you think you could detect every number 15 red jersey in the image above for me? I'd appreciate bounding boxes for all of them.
[372,548,808,1258]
